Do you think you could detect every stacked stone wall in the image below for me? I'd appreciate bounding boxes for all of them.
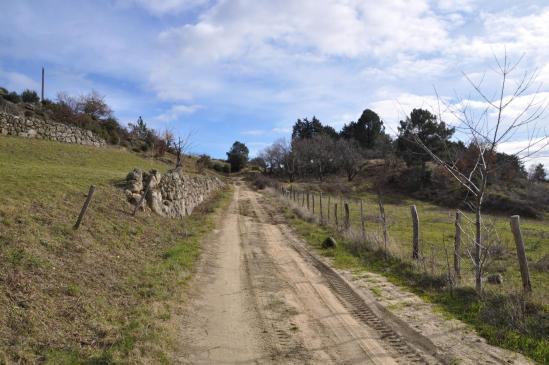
[126,168,224,218]
[0,111,106,147]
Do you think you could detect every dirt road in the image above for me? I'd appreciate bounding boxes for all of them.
[175,182,529,365]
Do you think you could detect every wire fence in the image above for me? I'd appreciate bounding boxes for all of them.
[274,184,536,298]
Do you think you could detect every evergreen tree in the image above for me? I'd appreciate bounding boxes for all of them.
[396,108,455,185]
[226,141,249,172]
[292,116,338,140]
[340,109,384,148]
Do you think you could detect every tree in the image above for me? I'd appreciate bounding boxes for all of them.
[249,156,267,173]
[412,52,548,294]
[21,89,40,103]
[529,163,546,182]
[396,108,455,186]
[292,116,338,140]
[340,109,384,148]
[292,134,336,181]
[227,141,249,172]
[336,138,365,181]
[4,91,21,103]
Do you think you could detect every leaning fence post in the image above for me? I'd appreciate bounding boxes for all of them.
[510,215,532,294]
[411,205,420,259]
[454,210,462,283]
[360,199,366,243]
[74,185,96,230]
[344,202,350,231]
[378,194,388,258]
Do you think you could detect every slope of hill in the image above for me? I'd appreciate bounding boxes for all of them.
[0,136,230,364]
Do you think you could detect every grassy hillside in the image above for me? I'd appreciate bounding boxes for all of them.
[0,136,230,364]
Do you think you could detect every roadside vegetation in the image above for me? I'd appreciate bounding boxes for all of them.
[247,56,549,364]
[0,136,231,364]
[270,190,548,364]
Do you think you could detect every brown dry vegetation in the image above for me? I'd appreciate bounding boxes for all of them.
[0,136,229,364]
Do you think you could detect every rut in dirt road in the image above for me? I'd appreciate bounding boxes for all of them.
[176,182,447,364]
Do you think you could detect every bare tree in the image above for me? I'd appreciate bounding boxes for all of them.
[412,52,548,294]
[336,138,365,181]
[174,131,194,169]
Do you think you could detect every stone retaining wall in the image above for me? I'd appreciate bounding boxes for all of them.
[126,168,224,218]
[0,111,106,147]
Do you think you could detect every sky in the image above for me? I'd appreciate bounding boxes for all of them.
[1,0,548,164]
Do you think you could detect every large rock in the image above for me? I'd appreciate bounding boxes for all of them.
[126,169,143,193]
[486,273,503,285]
[322,237,337,249]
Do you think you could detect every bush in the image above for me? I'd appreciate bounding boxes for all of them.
[211,160,231,174]
[4,91,21,103]
[0,87,7,97]
[21,89,40,103]
[196,154,212,172]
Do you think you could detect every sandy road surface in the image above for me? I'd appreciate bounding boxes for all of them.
[175,182,529,365]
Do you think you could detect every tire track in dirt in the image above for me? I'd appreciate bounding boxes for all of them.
[178,182,450,364]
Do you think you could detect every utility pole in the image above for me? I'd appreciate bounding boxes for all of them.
[41,66,45,102]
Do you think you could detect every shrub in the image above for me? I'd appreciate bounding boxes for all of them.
[0,87,7,97]
[196,154,212,172]
[211,160,231,174]
[4,91,21,103]
[21,89,40,103]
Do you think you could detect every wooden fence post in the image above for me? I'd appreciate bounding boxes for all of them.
[327,195,331,224]
[411,205,419,259]
[319,192,323,223]
[454,211,462,283]
[312,193,315,214]
[340,195,343,224]
[307,192,310,210]
[360,199,365,243]
[334,203,338,229]
[510,215,532,294]
[344,202,350,231]
[378,194,388,257]
[74,185,96,230]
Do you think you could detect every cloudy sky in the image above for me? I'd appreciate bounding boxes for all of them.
[1,0,548,162]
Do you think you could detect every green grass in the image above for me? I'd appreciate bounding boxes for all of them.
[279,198,549,364]
[288,184,549,306]
[0,135,230,364]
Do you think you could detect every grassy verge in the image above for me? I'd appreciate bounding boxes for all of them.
[0,136,231,364]
[286,182,549,306]
[276,195,548,364]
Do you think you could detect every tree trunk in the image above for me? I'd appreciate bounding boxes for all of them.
[475,202,482,294]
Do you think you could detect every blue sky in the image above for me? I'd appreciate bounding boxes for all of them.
[1,0,548,163]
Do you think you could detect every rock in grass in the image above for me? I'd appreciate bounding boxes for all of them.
[486,273,503,285]
[322,237,337,249]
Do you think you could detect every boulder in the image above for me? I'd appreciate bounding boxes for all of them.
[486,273,503,285]
[322,237,337,249]
[126,169,143,193]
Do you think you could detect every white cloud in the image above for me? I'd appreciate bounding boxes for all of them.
[154,104,202,122]
[0,69,39,92]
[121,0,208,15]
[241,130,265,136]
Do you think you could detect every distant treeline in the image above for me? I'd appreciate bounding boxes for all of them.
[249,109,548,217]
